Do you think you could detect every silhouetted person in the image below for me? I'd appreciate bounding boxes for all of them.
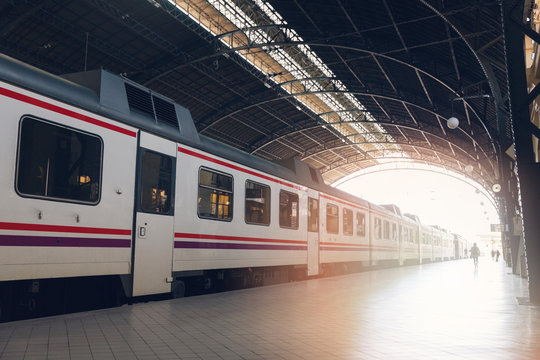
[470,243,480,267]
[495,249,500,262]
[491,249,495,260]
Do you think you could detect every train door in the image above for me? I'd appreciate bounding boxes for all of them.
[307,194,320,276]
[132,131,176,296]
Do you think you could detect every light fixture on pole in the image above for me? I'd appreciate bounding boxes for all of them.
[447,94,490,129]
[447,116,459,129]
[447,99,459,129]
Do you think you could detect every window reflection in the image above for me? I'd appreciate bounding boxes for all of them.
[141,151,172,214]
[198,168,233,221]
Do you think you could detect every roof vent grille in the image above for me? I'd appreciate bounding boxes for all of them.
[125,83,153,116]
[153,95,178,128]
[125,83,179,129]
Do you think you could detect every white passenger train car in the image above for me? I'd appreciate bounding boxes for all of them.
[0,53,464,321]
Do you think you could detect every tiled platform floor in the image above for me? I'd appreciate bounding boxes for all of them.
[1,257,539,359]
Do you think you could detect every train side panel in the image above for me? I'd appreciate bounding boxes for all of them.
[369,207,399,266]
[318,194,370,268]
[0,81,137,281]
[172,145,308,272]
[400,221,420,265]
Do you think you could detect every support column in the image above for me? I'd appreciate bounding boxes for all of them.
[502,0,540,302]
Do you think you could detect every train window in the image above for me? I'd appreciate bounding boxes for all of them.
[16,117,102,204]
[279,190,299,229]
[343,208,353,236]
[245,180,270,226]
[383,220,390,240]
[356,212,366,237]
[326,204,339,234]
[375,218,382,239]
[198,168,233,221]
[392,223,398,241]
[140,151,173,214]
[409,229,414,243]
[308,197,319,232]
[403,226,408,243]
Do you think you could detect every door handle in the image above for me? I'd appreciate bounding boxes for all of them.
[139,226,147,238]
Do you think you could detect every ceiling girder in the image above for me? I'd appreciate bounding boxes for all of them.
[200,36,498,153]
[309,142,493,184]
[208,89,495,171]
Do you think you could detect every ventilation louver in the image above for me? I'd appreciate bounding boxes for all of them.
[125,83,179,130]
[125,83,153,117]
[152,95,178,128]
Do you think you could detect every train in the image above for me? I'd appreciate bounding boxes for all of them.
[0,53,465,321]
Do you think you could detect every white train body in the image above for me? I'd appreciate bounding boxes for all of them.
[0,54,463,309]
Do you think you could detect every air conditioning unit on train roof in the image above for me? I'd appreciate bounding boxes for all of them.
[273,158,325,187]
[380,204,402,216]
[404,213,421,223]
[61,69,199,143]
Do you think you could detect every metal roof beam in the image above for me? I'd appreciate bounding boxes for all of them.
[382,0,409,54]
[216,39,496,151]
[288,125,481,163]
[302,141,483,174]
[32,7,144,71]
[209,90,493,169]
[415,69,433,106]
[443,17,461,81]
[351,1,498,36]
[372,55,398,94]
[324,157,492,190]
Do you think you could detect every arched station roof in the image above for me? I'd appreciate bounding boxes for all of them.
[0,0,512,190]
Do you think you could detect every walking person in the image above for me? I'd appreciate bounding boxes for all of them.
[495,249,501,262]
[470,243,480,267]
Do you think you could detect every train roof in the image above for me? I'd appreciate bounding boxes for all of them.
[0,53,371,208]
[380,204,402,216]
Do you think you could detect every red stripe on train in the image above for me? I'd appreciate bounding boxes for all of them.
[0,222,131,236]
[178,147,307,192]
[175,232,306,245]
[320,194,369,211]
[0,86,137,137]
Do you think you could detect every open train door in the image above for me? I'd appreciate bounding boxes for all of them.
[132,131,176,296]
[307,191,320,276]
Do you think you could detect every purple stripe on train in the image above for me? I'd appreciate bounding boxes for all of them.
[0,234,131,248]
[320,246,400,252]
[320,246,370,251]
[174,240,307,251]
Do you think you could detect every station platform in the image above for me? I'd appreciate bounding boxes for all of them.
[1,258,539,360]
